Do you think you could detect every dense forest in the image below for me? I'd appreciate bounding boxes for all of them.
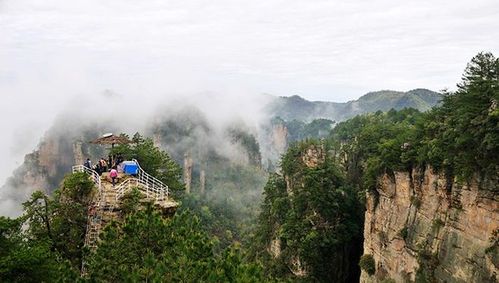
[0,137,265,282]
[253,52,498,282]
[1,52,497,282]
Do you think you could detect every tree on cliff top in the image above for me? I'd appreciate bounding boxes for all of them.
[86,204,264,282]
[255,140,363,282]
[418,52,499,180]
[110,133,184,191]
[330,52,499,189]
[0,172,95,281]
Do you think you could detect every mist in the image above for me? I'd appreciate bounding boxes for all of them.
[2,0,499,215]
[0,87,274,216]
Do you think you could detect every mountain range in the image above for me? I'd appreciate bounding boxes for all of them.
[268,88,442,122]
[0,88,442,216]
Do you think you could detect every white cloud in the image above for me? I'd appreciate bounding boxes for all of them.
[0,0,498,185]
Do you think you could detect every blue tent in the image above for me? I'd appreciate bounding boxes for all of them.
[122,161,139,175]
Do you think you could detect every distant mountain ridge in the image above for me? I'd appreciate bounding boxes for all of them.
[1,88,442,216]
[268,88,442,122]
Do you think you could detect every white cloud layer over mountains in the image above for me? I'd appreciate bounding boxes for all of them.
[0,0,498,185]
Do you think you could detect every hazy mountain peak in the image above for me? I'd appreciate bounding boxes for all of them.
[270,88,442,122]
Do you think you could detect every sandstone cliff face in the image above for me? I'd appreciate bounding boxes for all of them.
[0,122,108,217]
[361,167,498,283]
[3,137,80,196]
[269,143,327,277]
[271,123,288,156]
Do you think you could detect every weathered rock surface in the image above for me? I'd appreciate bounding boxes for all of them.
[361,167,498,282]
[0,137,76,212]
[271,123,288,158]
[269,143,327,277]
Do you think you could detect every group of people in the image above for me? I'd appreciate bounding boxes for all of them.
[83,154,124,186]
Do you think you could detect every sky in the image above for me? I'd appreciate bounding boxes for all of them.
[0,0,498,185]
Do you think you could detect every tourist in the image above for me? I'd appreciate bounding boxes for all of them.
[110,166,118,186]
[84,158,92,169]
[100,158,108,172]
[117,154,124,165]
[95,162,102,176]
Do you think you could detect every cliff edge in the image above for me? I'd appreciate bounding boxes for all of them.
[361,167,498,282]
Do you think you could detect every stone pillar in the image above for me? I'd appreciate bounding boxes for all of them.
[200,169,206,194]
[183,153,193,194]
[73,141,84,166]
[153,132,162,148]
[272,123,288,156]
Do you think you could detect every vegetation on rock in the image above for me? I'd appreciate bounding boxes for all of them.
[254,52,499,282]
[254,140,364,282]
[1,52,497,282]
[359,254,376,276]
[110,133,184,192]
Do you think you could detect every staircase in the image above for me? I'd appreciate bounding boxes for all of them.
[83,180,120,250]
[73,161,177,275]
[115,159,170,203]
[73,160,176,252]
[72,165,104,250]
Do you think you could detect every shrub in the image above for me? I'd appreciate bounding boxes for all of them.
[431,218,445,231]
[410,195,421,208]
[378,231,388,245]
[398,226,409,240]
[359,254,376,276]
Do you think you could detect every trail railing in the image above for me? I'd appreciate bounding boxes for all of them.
[76,160,171,275]
[72,165,104,250]
[72,165,102,193]
[115,159,169,202]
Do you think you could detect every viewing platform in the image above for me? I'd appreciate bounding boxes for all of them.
[72,160,178,251]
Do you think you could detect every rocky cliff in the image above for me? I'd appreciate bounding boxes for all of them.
[261,141,364,282]
[361,167,498,282]
[0,116,111,216]
[1,136,79,207]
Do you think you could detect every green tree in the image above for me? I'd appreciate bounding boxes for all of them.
[21,172,95,270]
[111,133,184,191]
[0,216,74,282]
[417,52,499,180]
[86,204,263,282]
[256,140,363,282]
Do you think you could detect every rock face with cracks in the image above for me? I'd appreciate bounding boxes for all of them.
[361,167,498,283]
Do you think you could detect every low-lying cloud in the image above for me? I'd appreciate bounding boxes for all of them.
[1,0,498,215]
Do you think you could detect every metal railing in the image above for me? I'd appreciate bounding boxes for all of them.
[77,159,171,275]
[115,178,161,201]
[72,165,102,193]
[115,159,169,202]
[72,165,104,251]
[134,159,169,198]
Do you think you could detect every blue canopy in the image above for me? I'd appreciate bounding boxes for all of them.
[122,161,139,175]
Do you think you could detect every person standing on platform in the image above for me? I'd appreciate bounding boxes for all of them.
[84,158,92,169]
[110,167,118,187]
[95,162,102,176]
[100,158,108,172]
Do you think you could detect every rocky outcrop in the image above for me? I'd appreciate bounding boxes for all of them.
[199,169,206,194]
[73,142,84,167]
[0,136,82,216]
[2,137,74,195]
[271,123,288,155]
[301,142,325,168]
[183,153,193,194]
[0,118,112,218]
[270,143,327,277]
[361,167,498,282]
